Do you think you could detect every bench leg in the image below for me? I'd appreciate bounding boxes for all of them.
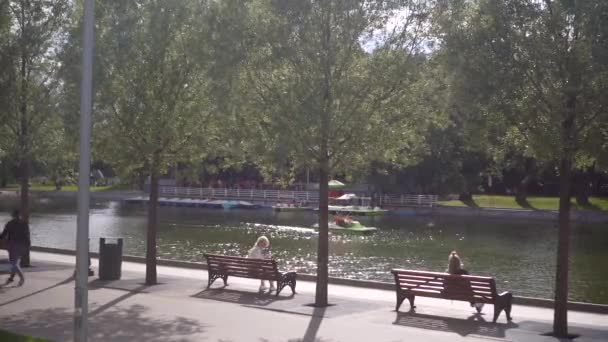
[276,281,285,296]
[221,275,229,286]
[207,270,223,288]
[396,292,409,311]
[276,273,296,297]
[288,277,296,294]
[493,291,513,323]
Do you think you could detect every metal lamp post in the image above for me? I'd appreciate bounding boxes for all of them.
[74,0,95,340]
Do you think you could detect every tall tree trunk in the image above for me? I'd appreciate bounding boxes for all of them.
[553,104,576,338]
[314,3,332,307]
[515,177,529,203]
[554,154,572,337]
[19,159,29,220]
[315,158,329,307]
[0,158,7,188]
[18,0,29,223]
[19,157,31,268]
[515,159,535,205]
[18,3,30,267]
[574,169,591,206]
[145,171,159,285]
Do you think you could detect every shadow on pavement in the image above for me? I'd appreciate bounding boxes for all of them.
[298,307,327,342]
[0,259,73,274]
[517,320,608,341]
[0,276,74,308]
[89,285,149,317]
[393,310,518,338]
[0,304,205,342]
[192,288,294,307]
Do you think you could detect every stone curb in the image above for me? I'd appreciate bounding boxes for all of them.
[29,246,608,314]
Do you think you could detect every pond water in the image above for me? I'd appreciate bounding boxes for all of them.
[0,197,606,304]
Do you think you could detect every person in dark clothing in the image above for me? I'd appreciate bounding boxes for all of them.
[1,210,31,286]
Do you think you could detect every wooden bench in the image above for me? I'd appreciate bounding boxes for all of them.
[391,269,513,323]
[204,253,297,296]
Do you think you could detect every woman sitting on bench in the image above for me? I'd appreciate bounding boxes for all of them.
[248,236,276,292]
[447,251,483,311]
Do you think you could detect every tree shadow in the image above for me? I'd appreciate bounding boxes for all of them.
[0,304,205,342]
[287,307,328,342]
[517,320,608,341]
[393,310,518,338]
[575,201,602,211]
[460,197,479,208]
[89,285,149,317]
[0,259,74,275]
[192,288,294,307]
[515,197,535,210]
[0,276,74,308]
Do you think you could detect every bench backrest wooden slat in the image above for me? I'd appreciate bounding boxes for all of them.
[204,253,279,280]
[392,269,498,302]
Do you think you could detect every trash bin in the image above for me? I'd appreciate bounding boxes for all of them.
[98,238,123,280]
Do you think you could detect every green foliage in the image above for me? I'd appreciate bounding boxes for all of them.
[435,0,608,166]
[0,0,70,175]
[91,0,218,180]
[239,0,436,182]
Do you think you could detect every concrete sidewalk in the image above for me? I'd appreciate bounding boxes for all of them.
[0,251,606,342]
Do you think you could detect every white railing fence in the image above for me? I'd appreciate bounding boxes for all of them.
[378,194,438,208]
[159,186,319,203]
[158,186,438,208]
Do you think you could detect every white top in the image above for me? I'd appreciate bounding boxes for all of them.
[248,246,266,259]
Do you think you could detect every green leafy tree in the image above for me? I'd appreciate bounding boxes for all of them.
[434,0,608,335]
[0,0,69,219]
[93,0,217,284]
[39,120,76,190]
[240,0,433,306]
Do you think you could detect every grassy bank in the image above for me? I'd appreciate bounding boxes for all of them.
[438,195,608,211]
[0,329,52,342]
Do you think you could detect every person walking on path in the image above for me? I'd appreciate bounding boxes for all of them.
[1,210,31,286]
[247,236,276,292]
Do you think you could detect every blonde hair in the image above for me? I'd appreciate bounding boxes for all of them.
[254,236,270,248]
[447,251,463,274]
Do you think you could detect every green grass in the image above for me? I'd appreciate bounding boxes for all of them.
[439,195,608,211]
[0,329,52,342]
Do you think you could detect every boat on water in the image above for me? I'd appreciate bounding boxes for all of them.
[312,215,378,234]
[221,200,261,209]
[312,222,378,234]
[124,197,261,209]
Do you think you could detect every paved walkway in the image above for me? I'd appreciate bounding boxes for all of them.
[0,251,606,342]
